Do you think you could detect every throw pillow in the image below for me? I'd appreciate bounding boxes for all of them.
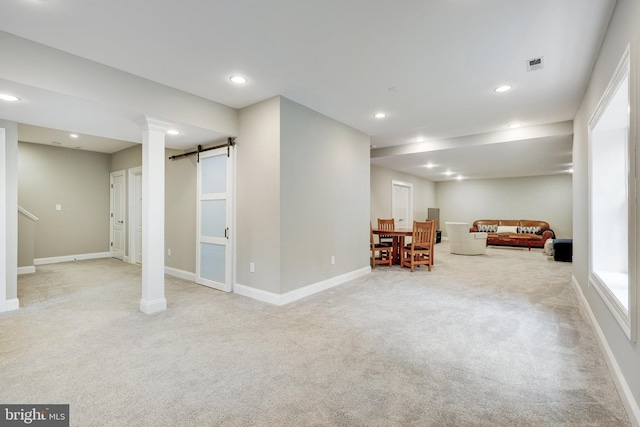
[478,224,498,233]
[519,226,541,234]
[496,225,518,234]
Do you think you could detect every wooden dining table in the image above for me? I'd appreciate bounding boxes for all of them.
[372,228,413,265]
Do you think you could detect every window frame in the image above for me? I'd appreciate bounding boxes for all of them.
[588,43,637,342]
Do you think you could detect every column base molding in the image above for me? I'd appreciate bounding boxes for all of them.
[139,298,167,314]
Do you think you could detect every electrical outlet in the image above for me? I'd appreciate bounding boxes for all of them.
[331,255,335,265]
[167,248,172,256]
[250,262,255,273]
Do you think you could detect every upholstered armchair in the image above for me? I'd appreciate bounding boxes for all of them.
[446,222,488,255]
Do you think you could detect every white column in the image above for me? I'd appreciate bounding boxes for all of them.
[139,116,170,314]
[0,123,19,313]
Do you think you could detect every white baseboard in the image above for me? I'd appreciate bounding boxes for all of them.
[165,266,196,281]
[1,298,20,312]
[571,275,640,426]
[17,266,36,275]
[234,266,371,306]
[34,252,111,265]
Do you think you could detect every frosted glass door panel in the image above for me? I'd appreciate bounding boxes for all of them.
[201,200,226,238]
[201,155,226,194]
[196,146,233,293]
[200,243,225,284]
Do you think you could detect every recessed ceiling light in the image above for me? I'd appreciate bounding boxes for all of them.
[444,170,453,176]
[567,168,574,174]
[507,123,522,129]
[456,175,463,181]
[229,75,247,84]
[494,85,512,93]
[70,133,78,138]
[414,137,426,142]
[424,162,435,169]
[0,93,20,102]
[166,129,180,135]
[373,112,387,119]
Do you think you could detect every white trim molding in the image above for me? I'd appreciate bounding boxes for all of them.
[17,266,36,275]
[234,266,371,306]
[165,266,196,282]
[34,252,111,265]
[572,275,640,426]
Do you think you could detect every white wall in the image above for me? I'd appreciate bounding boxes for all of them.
[572,0,640,422]
[371,165,436,225]
[436,174,573,238]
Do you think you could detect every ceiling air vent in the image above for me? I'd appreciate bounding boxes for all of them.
[526,56,544,72]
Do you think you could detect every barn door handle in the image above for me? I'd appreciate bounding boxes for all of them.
[225,227,229,239]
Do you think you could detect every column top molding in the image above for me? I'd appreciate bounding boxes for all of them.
[137,115,173,133]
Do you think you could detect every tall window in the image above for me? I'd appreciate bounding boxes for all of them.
[588,44,636,341]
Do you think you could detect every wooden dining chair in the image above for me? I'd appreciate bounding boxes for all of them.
[370,222,392,268]
[401,220,436,272]
[377,218,395,246]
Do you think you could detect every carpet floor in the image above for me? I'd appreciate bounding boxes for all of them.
[1,242,630,426]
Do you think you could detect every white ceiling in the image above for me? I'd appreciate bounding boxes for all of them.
[0,0,616,179]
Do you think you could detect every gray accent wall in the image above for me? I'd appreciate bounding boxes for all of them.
[1,119,18,302]
[280,97,370,293]
[18,211,35,268]
[110,143,198,273]
[237,97,282,293]
[436,174,573,238]
[573,0,640,417]
[164,148,197,273]
[111,144,142,172]
[237,96,370,294]
[18,142,111,258]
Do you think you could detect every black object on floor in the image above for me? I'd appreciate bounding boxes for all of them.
[554,239,573,262]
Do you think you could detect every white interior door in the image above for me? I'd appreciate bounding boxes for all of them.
[110,170,125,260]
[392,180,413,228]
[196,147,233,292]
[135,173,142,264]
